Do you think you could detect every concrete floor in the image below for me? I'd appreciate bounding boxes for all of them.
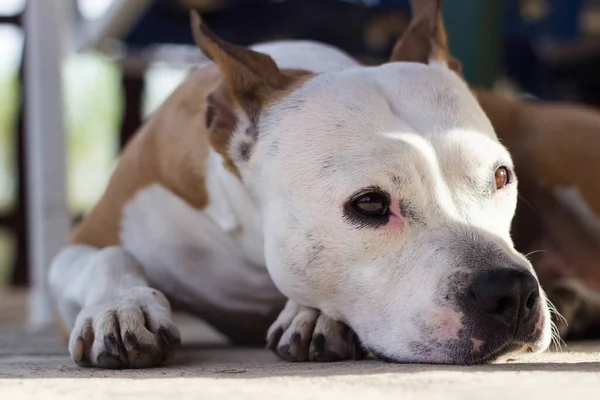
[2,290,600,399]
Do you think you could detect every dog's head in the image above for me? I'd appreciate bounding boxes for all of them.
[191,0,552,364]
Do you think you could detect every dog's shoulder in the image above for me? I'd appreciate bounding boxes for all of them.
[70,62,221,247]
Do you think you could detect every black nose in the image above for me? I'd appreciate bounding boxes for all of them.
[469,268,540,327]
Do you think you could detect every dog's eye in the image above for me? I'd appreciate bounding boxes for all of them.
[495,166,511,189]
[350,192,390,217]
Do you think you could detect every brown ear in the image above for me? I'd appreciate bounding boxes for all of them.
[190,11,289,97]
[190,12,312,177]
[389,0,461,74]
[189,11,283,176]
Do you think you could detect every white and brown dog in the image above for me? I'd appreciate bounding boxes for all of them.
[48,0,552,368]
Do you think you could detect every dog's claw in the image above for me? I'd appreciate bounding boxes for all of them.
[310,333,327,355]
[266,327,284,351]
[159,326,180,349]
[309,333,342,362]
[96,351,124,369]
[73,336,89,366]
[103,333,120,355]
[349,332,367,360]
[278,332,308,362]
[124,330,138,349]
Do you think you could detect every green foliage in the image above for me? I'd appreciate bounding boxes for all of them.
[0,73,18,213]
[0,53,122,285]
[63,53,122,213]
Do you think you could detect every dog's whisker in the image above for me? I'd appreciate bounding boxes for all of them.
[546,298,568,326]
[545,297,567,351]
[551,324,566,351]
[550,323,562,349]
[524,249,546,259]
[549,324,559,348]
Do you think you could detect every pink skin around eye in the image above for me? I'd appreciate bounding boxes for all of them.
[387,199,405,228]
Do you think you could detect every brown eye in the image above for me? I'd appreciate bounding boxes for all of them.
[495,166,510,189]
[351,192,390,217]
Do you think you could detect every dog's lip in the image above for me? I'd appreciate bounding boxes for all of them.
[369,340,524,365]
[463,341,523,365]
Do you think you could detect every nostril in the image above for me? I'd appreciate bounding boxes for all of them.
[469,269,525,319]
[494,296,512,315]
[525,287,540,310]
[469,287,518,317]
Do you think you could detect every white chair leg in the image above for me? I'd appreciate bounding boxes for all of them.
[24,0,71,330]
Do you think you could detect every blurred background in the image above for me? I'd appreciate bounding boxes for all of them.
[0,0,599,325]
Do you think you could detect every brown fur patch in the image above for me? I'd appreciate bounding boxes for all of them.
[474,89,600,216]
[70,63,221,246]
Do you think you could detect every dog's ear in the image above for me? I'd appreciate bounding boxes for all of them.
[191,11,307,176]
[389,0,462,74]
[190,11,290,100]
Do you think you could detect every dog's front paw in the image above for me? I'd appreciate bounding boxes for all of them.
[266,300,365,362]
[69,287,181,369]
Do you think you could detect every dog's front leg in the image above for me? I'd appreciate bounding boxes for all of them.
[266,300,365,362]
[48,245,180,369]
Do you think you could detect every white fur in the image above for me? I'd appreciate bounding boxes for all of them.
[49,40,552,366]
[48,245,178,365]
[246,44,550,361]
[120,182,283,315]
[251,40,359,72]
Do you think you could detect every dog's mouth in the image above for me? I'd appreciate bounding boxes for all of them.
[368,340,529,365]
[458,341,525,365]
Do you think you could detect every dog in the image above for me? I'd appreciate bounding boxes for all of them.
[48,0,552,368]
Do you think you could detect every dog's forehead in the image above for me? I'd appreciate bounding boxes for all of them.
[318,63,482,126]
[265,62,504,168]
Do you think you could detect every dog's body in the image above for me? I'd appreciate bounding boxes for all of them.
[474,90,600,221]
[49,3,555,368]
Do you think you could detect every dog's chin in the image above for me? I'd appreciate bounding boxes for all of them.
[370,341,531,365]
